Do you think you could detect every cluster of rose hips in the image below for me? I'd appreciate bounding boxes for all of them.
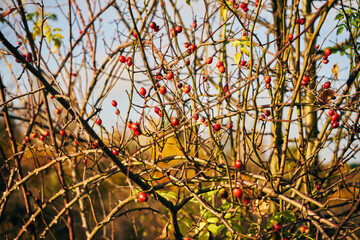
[295,18,305,25]
[264,75,272,89]
[111,100,120,115]
[170,25,182,37]
[148,21,160,32]
[155,73,168,95]
[231,1,249,12]
[25,130,51,143]
[301,75,310,86]
[299,226,310,234]
[239,2,249,12]
[323,48,332,64]
[127,121,142,136]
[118,55,132,67]
[16,52,32,63]
[259,109,271,120]
[154,107,162,117]
[212,60,225,73]
[328,108,340,129]
[184,42,197,54]
[274,224,281,233]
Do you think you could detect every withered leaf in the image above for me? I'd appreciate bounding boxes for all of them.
[332,63,339,80]
[318,89,337,104]
[0,8,16,20]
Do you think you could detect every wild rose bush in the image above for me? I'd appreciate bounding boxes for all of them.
[0,0,360,239]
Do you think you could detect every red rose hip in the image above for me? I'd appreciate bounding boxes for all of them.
[138,192,148,202]
[233,188,243,198]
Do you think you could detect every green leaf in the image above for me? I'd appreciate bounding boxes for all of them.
[350,21,358,28]
[240,47,249,56]
[182,217,192,228]
[47,13,58,21]
[179,221,188,236]
[335,13,344,20]
[283,210,296,223]
[220,202,231,211]
[217,224,225,234]
[232,40,241,47]
[207,224,219,234]
[203,212,215,220]
[199,222,206,230]
[273,212,282,222]
[185,0,191,6]
[157,191,177,201]
[234,52,241,65]
[207,217,219,223]
[198,230,210,240]
[201,190,217,202]
[224,213,232,219]
[336,26,344,35]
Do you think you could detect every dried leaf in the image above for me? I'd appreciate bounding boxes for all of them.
[318,89,337,104]
[0,8,16,20]
[332,63,339,80]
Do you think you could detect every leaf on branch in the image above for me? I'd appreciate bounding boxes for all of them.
[318,89,337,104]
[332,63,339,80]
[234,52,241,65]
[335,13,344,20]
[336,26,344,35]
[198,230,210,240]
[232,40,241,47]
[207,224,219,234]
[0,8,16,20]
[240,47,249,56]
[220,6,227,21]
[207,217,219,223]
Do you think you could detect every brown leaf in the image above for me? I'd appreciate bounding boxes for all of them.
[0,8,16,20]
[332,63,339,80]
[318,89,337,104]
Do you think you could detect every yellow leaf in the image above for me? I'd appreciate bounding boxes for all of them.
[240,47,249,56]
[234,52,241,65]
[220,6,227,21]
[232,40,241,47]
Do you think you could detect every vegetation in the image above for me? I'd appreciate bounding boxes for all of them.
[0,0,360,239]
